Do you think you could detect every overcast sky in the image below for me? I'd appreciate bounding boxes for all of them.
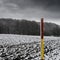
[0,0,60,25]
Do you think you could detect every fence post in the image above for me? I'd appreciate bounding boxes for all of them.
[40,18,44,60]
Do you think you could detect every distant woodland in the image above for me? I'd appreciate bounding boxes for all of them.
[0,18,60,36]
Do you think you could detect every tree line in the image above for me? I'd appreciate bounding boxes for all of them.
[0,18,60,36]
[0,19,40,35]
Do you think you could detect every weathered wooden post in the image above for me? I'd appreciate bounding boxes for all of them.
[41,18,44,60]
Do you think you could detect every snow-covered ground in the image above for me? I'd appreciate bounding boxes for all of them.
[0,34,40,45]
[0,34,60,60]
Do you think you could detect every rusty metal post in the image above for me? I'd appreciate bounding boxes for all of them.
[40,18,44,60]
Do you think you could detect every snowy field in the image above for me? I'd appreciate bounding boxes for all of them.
[0,34,60,60]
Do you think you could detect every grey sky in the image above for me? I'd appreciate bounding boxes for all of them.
[0,0,60,25]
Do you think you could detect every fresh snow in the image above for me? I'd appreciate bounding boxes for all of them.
[0,34,60,60]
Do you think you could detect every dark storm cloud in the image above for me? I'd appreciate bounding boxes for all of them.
[3,0,60,12]
[31,0,60,12]
[32,0,60,6]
